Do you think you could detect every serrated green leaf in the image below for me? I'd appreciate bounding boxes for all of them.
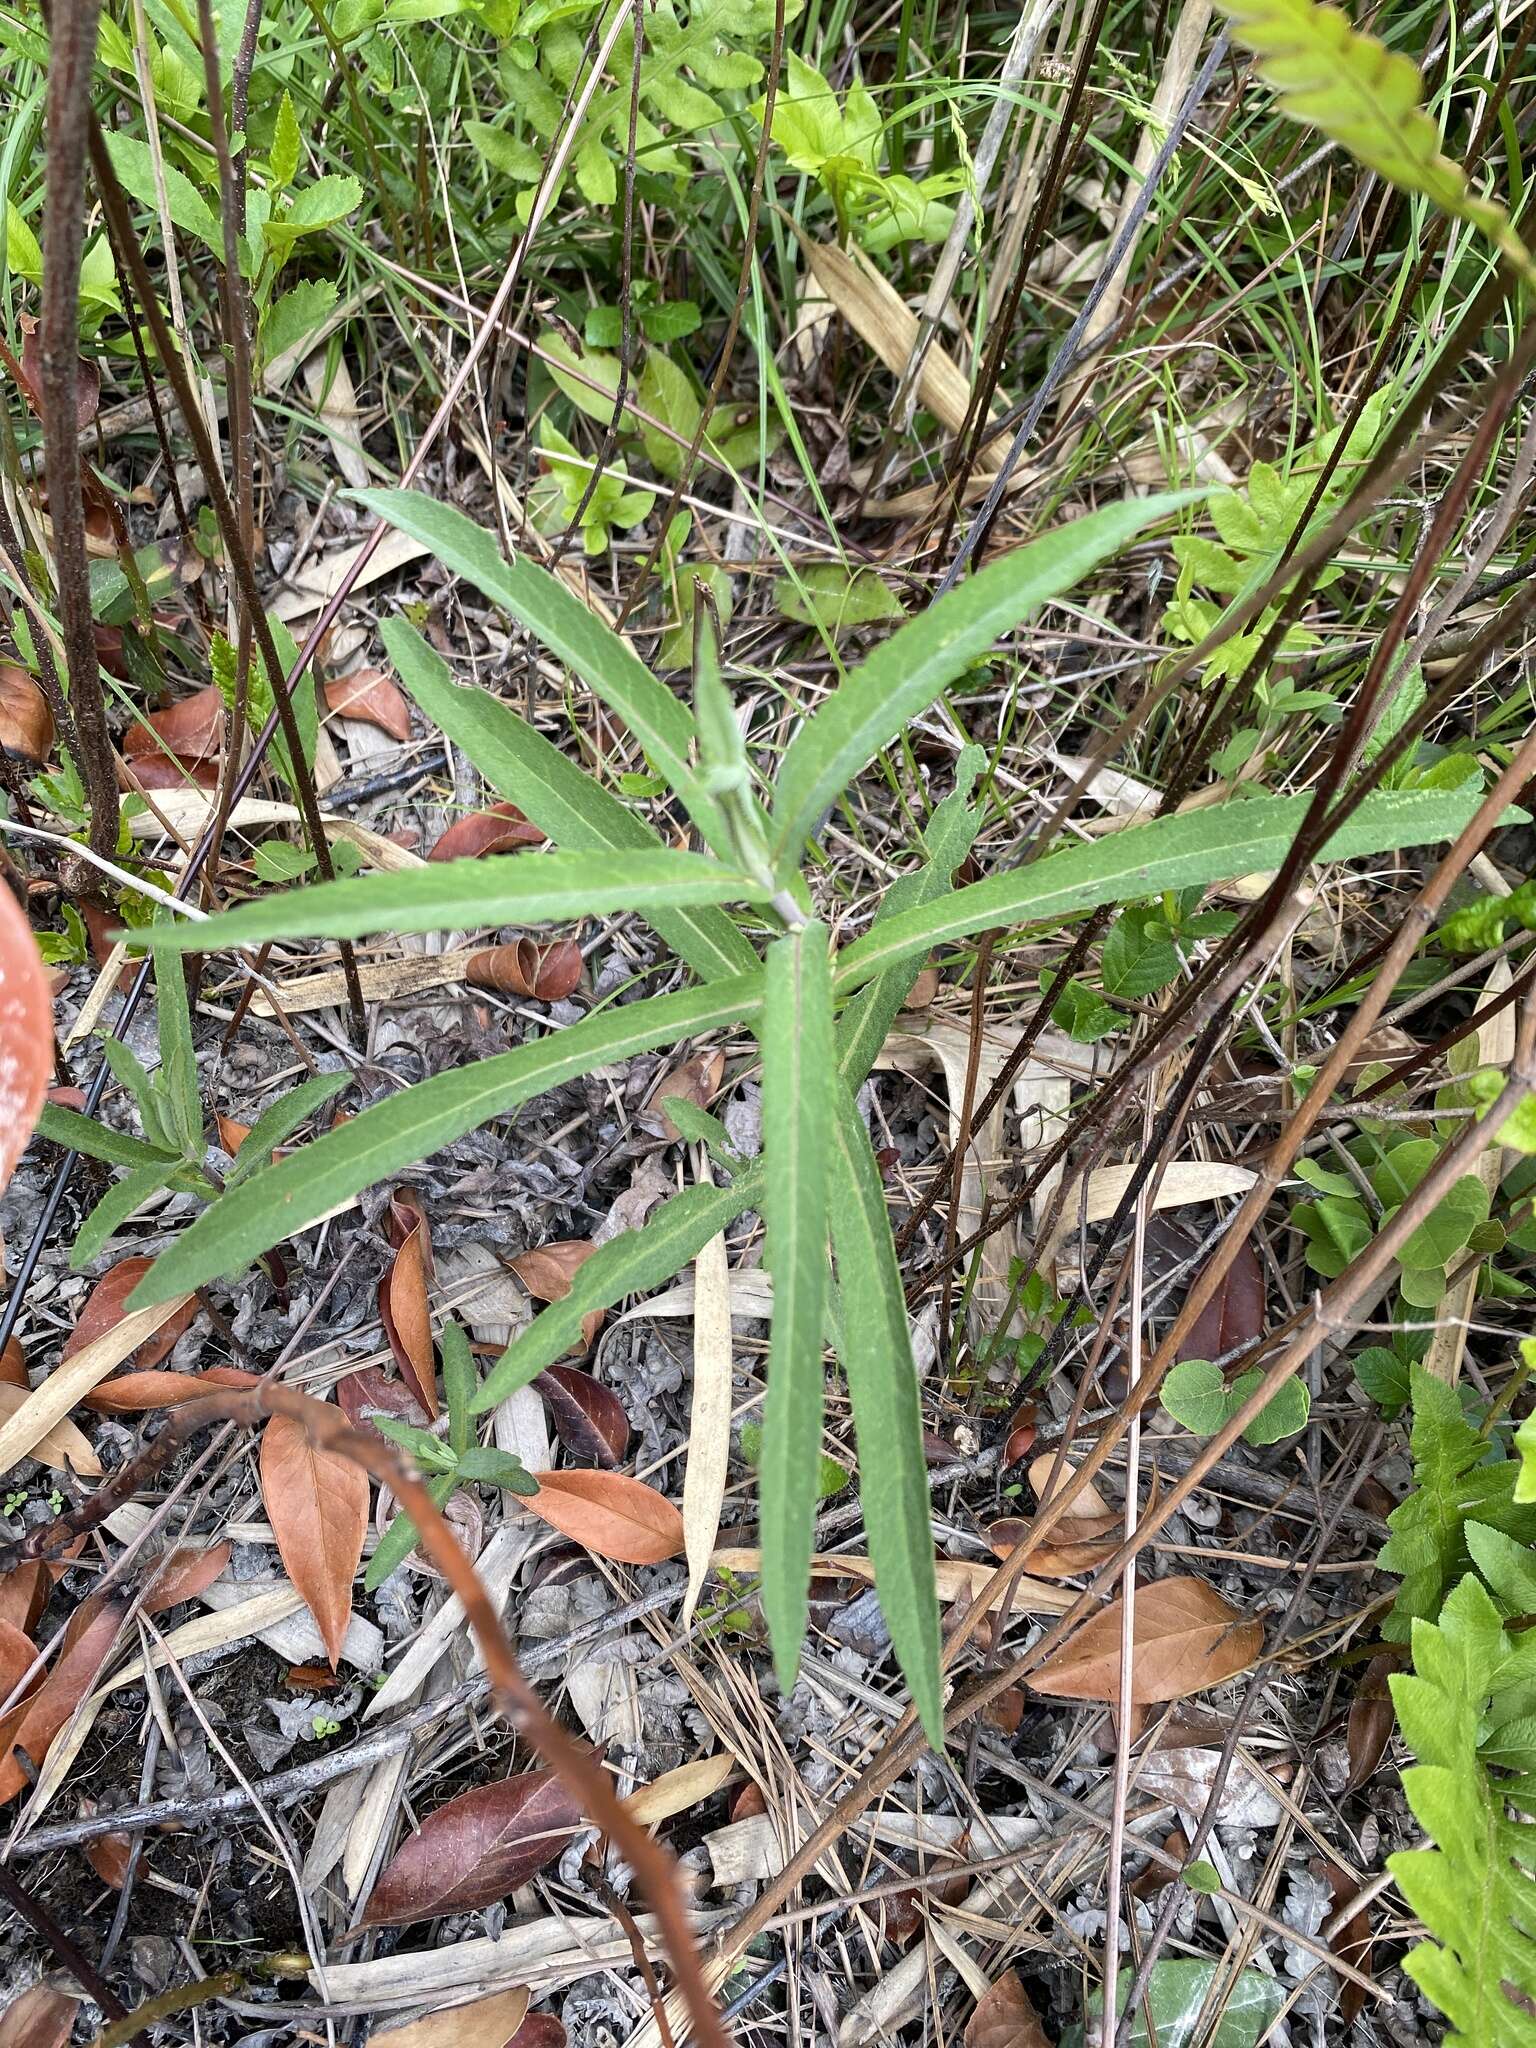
[261,278,338,366]
[128,976,763,1306]
[829,1084,943,1745]
[759,923,834,1693]
[135,848,770,953]
[831,787,1514,998]
[770,494,1197,869]
[355,490,732,855]
[269,90,301,187]
[473,1170,759,1412]
[382,618,757,984]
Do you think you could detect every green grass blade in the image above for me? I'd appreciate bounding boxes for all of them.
[383,619,759,983]
[34,1101,173,1171]
[128,975,763,1306]
[759,922,835,1692]
[137,850,767,953]
[356,490,732,853]
[472,1170,759,1412]
[769,495,1196,868]
[833,786,1508,996]
[836,745,985,1088]
[829,1082,944,1746]
[226,1070,353,1186]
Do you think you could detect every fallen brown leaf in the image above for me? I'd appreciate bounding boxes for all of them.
[0,1983,80,2048]
[1346,1649,1404,1791]
[511,1239,601,1351]
[0,1338,27,1390]
[466,938,584,1003]
[521,1470,684,1564]
[0,1596,124,1805]
[361,1767,585,1926]
[1177,1232,1265,1367]
[0,1564,51,1637]
[123,682,224,765]
[335,1364,430,1441]
[372,1986,532,2048]
[1314,1854,1375,2023]
[380,1191,437,1417]
[506,2014,567,2048]
[965,1969,1049,2048]
[82,1363,260,1413]
[259,1406,369,1668]
[531,1365,629,1467]
[429,802,545,861]
[645,1049,725,1140]
[1028,1576,1262,1705]
[78,1797,133,1890]
[142,1541,232,1616]
[63,1259,200,1373]
[0,665,54,764]
[324,668,413,743]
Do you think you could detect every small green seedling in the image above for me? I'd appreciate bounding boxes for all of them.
[1160,1358,1310,1445]
[363,1322,537,1591]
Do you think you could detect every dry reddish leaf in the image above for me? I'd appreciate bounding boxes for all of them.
[78,1797,133,1890]
[0,1596,124,1805]
[0,1983,80,2048]
[1028,1576,1262,1706]
[645,1049,725,1140]
[0,1620,36,1707]
[964,1970,1049,2048]
[506,2014,567,2048]
[0,666,53,764]
[1002,1409,1037,1467]
[0,886,51,1196]
[216,1114,252,1155]
[123,683,223,765]
[1177,1232,1265,1367]
[120,753,220,792]
[324,668,412,743]
[0,1564,50,1637]
[531,1366,629,1467]
[0,1338,27,1391]
[465,939,584,1003]
[520,1470,684,1564]
[1346,1649,1404,1792]
[259,1408,369,1668]
[284,1662,341,1690]
[380,1190,437,1416]
[361,1766,586,1926]
[983,1685,1026,1736]
[335,1364,430,1442]
[372,1986,533,2048]
[64,1260,200,1373]
[730,1782,767,1822]
[1314,1854,1375,2022]
[18,315,99,430]
[82,1363,261,1413]
[142,1541,232,1616]
[429,802,545,861]
[987,1513,1119,1580]
[512,1239,601,1351]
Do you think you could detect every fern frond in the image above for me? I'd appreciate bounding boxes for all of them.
[1215,0,1536,285]
[1390,1574,1536,2046]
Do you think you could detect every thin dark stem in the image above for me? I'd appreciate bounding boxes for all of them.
[0,1861,136,2034]
[39,0,118,862]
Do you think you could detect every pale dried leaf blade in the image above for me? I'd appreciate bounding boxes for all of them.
[371,1984,532,2048]
[0,1385,101,1476]
[0,1296,194,1475]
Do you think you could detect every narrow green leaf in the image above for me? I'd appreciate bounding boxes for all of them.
[128,976,763,1306]
[356,490,732,852]
[770,495,1195,866]
[833,786,1510,997]
[472,1170,759,1412]
[759,923,835,1692]
[829,1084,944,1745]
[71,1164,171,1269]
[441,1321,475,1460]
[34,1102,173,1171]
[364,1472,455,1592]
[102,1036,173,1152]
[138,849,767,954]
[383,618,758,984]
[836,745,985,1088]
[154,951,201,1155]
[226,1070,353,1185]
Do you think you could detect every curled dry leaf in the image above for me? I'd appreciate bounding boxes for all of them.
[520,1470,685,1564]
[335,1364,430,1442]
[0,1620,35,1704]
[987,1514,1118,1580]
[465,938,584,1003]
[361,1766,586,1926]
[216,1114,252,1156]
[0,1385,101,1477]
[1177,1231,1265,1366]
[324,668,413,743]
[0,1983,80,2048]
[372,1985,533,2048]
[64,1259,200,1373]
[964,1970,1050,2048]
[429,802,545,861]
[82,1363,261,1413]
[0,1595,124,1804]
[123,683,224,766]
[531,1365,629,1467]
[645,1049,725,1141]
[0,885,51,1196]
[1346,1649,1404,1791]
[142,1541,233,1616]
[0,665,54,764]
[511,1239,601,1352]
[1028,1576,1262,1706]
[18,314,100,429]
[1313,1854,1375,2024]
[259,1406,369,1668]
[78,1797,133,1890]
[380,1236,437,1418]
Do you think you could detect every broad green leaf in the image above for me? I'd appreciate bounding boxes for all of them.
[226,1069,352,1185]
[836,745,985,1088]
[71,1164,172,1270]
[355,491,732,855]
[383,619,757,984]
[136,849,770,952]
[261,279,338,366]
[102,133,222,257]
[269,90,301,187]
[775,563,905,637]
[455,1445,537,1489]
[1218,0,1536,286]
[128,976,763,1306]
[829,1084,943,1745]
[759,923,834,1692]
[34,1101,173,1171]
[769,494,1196,868]
[1063,1957,1283,2048]
[832,786,1512,997]
[472,1170,759,1412]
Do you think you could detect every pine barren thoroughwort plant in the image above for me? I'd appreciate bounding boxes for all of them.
[104,478,1510,1740]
